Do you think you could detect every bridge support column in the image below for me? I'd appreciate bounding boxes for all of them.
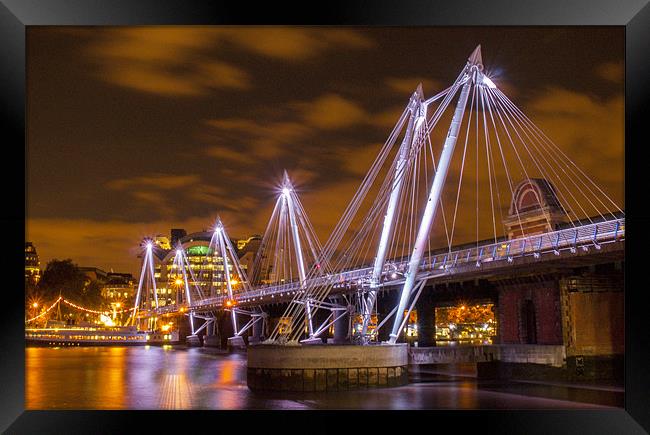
[203,317,221,348]
[249,315,265,344]
[247,344,408,391]
[331,306,351,344]
[415,289,435,347]
[377,291,399,342]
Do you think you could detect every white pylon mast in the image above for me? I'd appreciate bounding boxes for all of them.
[282,172,315,337]
[131,243,149,324]
[175,246,195,335]
[130,240,160,328]
[388,45,483,344]
[215,219,238,335]
[360,85,427,340]
[148,246,159,311]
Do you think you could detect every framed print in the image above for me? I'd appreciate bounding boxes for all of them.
[1,0,648,433]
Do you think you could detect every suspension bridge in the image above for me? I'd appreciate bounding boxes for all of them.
[30,45,625,390]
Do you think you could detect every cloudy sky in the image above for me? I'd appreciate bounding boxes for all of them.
[26,27,624,275]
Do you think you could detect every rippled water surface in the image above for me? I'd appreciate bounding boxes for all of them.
[25,346,622,410]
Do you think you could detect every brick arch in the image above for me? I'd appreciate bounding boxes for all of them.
[504,178,567,239]
[509,178,559,215]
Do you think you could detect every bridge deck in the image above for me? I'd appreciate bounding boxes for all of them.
[155,218,624,314]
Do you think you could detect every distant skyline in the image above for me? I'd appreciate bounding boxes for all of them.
[26,27,624,276]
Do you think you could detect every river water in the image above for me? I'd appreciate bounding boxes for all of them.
[25,346,622,410]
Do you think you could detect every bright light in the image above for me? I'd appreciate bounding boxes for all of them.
[175,279,183,285]
[100,314,115,327]
[32,302,38,308]
[230,279,239,286]
[145,241,153,250]
[176,249,182,255]
[282,187,291,196]
[161,324,171,332]
[115,303,121,308]
[482,74,497,89]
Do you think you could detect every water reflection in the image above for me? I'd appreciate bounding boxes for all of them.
[26,346,620,410]
[26,346,128,409]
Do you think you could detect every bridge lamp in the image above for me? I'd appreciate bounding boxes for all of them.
[482,74,497,89]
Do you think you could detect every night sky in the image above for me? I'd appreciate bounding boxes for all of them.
[26,27,624,275]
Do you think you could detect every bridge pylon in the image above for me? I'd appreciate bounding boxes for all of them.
[129,239,160,330]
[387,45,483,343]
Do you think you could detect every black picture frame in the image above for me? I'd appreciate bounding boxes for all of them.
[2,1,648,433]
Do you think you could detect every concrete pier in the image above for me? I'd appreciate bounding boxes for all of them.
[186,334,201,346]
[247,343,408,391]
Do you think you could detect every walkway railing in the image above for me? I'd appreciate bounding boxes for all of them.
[163,217,623,313]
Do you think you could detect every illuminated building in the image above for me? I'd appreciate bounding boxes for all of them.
[434,303,497,345]
[152,230,256,303]
[154,235,171,250]
[101,272,136,307]
[237,235,262,251]
[25,242,41,285]
[237,234,262,282]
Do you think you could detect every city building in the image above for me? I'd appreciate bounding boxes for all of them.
[503,178,568,239]
[237,234,262,282]
[25,242,41,285]
[157,230,240,303]
[136,229,262,308]
[101,272,136,305]
[154,235,171,250]
[170,228,187,246]
[78,266,109,284]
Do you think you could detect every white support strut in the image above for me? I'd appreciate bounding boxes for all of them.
[178,248,195,335]
[360,87,425,340]
[285,184,314,337]
[388,46,481,344]
[215,222,238,335]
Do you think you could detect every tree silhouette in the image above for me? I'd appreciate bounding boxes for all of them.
[38,259,85,301]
